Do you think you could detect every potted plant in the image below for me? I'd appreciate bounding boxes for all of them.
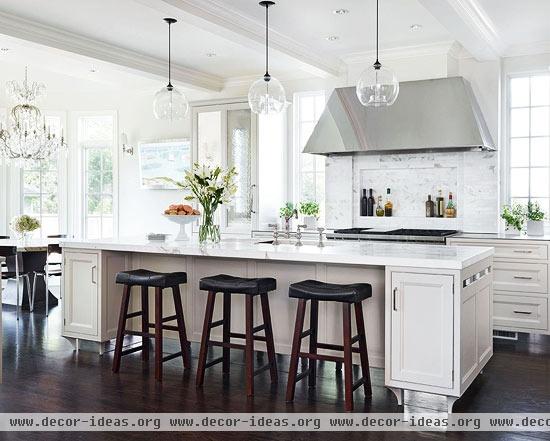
[526,201,545,236]
[299,201,320,229]
[162,163,237,244]
[279,202,297,233]
[10,214,40,244]
[500,204,525,236]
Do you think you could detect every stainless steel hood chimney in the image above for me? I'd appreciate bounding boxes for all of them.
[303,77,496,155]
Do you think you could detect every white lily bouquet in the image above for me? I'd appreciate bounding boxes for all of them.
[165,163,237,243]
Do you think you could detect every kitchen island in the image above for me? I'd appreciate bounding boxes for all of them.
[60,237,493,411]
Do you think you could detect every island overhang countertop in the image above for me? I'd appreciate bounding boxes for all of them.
[60,237,493,270]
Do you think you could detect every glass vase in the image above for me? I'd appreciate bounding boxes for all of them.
[199,213,220,244]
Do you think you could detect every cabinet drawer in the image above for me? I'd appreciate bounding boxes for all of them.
[493,262,548,293]
[493,294,548,330]
[450,240,548,260]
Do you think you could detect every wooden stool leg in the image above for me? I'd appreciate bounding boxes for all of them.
[141,286,149,362]
[354,301,372,397]
[260,293,278,384]
[154,287,163,381]
[342,302,353,412]
[222,293,231,374]
[308,299,319,388]
[112,284,131,373]
[196,291,216,387]
[286,299,307,402]
[172,285,191,369]
[245,295,255,397]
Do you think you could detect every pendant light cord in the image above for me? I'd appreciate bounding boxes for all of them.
[374,0,381,69]
[168,20,173,88]
[265,3,270,80]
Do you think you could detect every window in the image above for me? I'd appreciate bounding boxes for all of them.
[77,113,116,239]
[21,115,63,237]
[293,91,326,221]
[508,74,550,214]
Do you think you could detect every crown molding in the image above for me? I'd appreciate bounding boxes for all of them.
[418,0,504,61]
[0,11,224,92]
[135,0,344,79]
[341,41,459,65]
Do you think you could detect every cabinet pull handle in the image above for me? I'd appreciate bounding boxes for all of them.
[513,310,532,315]
[393,287,398,311]
[91,265,97,284]
[513,250,533,254]
[513,275,533,280]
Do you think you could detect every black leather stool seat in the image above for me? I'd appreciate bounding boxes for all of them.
[289,279,372,303]
[115,269,187,288]
[199,274,276,295]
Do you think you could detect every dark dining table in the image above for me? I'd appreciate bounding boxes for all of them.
[0,239,59,311]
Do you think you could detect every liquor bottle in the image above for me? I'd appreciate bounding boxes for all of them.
[446,192,456,218]
[367,188,375,216]
[425,195,435,218]
[384,188,393,217]
[436,190,445,218]
[375,196,384,217]
[360,189,368,216]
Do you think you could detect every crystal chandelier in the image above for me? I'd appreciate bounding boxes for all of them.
[248,1,286,115]
[0,68,66,162]
[356,0,399,107]
[153,18,189,121]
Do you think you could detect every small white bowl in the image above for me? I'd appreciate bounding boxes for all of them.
[163,215,200,241]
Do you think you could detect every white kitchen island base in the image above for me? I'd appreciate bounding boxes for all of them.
[60,238,493,413]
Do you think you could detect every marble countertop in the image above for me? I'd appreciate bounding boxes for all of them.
[453,232,550,241]
[60,236,493,270]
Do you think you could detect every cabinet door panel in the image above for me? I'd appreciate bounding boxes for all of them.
[493,262,547,294]
[391,272,454,388]
[63,252,99,336]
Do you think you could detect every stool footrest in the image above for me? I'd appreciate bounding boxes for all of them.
[353,377,366,392]
[253,324,266,334]
[162,351,183,363]
[210,319,225,329]
[205,356,224,369]
[229,332,267,342]
[210,340,245,350]
[316,342,361,354]
[295,368,311,383]
[300,329,312,339]
[299,351,344,363]
[124,330,154,338]
[121,345,144,356]
[147,323,182,332]
[253,363,273,377]
[125,311,143,319]
[162,315,177,323]
[351,334,360,345]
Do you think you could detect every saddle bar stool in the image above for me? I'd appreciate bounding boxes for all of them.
[196,274,278,397]
[112,269,191,381]
[286,279,373,411]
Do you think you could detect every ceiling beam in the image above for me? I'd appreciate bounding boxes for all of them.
[0,11,224,92]
[418,0,505,61]
[134,0,344,79]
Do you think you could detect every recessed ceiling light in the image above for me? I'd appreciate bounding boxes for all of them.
[410,24,423,31]
[326,35,340,41]
[333,8,349,15]
[89,65,97,73]
[205,52,217,58]
[0,47,9,52]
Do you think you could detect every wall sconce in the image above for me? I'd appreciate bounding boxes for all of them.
[121,132,134,155]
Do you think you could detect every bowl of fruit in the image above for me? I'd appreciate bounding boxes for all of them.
[163,204,201,241]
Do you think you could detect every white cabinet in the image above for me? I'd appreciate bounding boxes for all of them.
[390,272,454,388]
[62,249,127,343]
[63,251,99,336]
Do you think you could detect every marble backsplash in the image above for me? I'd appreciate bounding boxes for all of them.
[325,151,499,233]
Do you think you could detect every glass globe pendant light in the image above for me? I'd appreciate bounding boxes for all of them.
[356,0,399,107]
[153,18,189,120]
[248,1,286,115]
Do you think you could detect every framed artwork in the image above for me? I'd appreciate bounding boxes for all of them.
[138,139,191,189]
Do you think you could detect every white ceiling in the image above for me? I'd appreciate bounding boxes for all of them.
[0,0,548,90]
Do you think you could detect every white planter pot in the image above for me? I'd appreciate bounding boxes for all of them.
[303,216,318,230]
[527,220,545,236]
[504,225,521,236]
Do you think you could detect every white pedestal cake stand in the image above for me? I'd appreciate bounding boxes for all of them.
[163,215,200,241]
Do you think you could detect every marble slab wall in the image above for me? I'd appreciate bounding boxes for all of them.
[325,151,499,233]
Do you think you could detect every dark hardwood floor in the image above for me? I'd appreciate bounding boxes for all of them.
[2,304,550,441]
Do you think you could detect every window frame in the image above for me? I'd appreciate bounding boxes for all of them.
[504,71,550,216]
[72,110,118,239]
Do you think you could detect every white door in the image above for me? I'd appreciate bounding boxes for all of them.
[193,102,258,234]
[390,272,454,388]
[63,251,99,336]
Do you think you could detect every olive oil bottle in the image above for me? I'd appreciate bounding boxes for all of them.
[436,190,445,218]
[375,196,384,217]
[384,188,393,217]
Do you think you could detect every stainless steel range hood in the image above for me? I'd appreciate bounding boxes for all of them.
[303,77,496,155]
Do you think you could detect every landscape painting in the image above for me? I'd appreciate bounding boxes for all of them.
[138,139,191,189]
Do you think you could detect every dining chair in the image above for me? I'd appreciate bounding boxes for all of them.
[32,234,66,316]
[0,246,33,320]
